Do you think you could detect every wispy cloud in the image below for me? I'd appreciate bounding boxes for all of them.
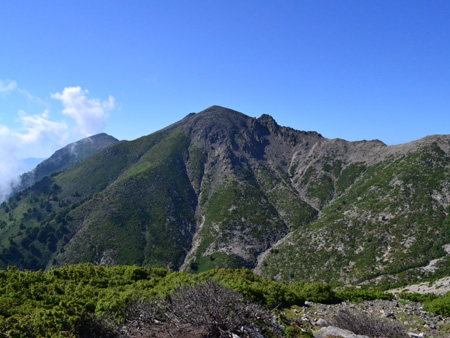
[0,80,46,106]
[0,111,69,201]
[0,80,17,93]
[17,110,68,146]
[17,88,47,106]
[52,87,114,136]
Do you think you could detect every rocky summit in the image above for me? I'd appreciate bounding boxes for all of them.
[1,106,449,285]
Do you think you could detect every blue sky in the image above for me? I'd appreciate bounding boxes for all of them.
[0,1,449,190]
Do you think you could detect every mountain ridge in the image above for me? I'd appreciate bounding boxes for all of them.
[11,133,120,198]
[1,106,449,285]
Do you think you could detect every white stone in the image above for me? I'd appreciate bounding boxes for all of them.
[313,326,369,338]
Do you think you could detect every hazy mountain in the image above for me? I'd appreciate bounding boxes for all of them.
[1,106,449,285]
[11,133,120,196]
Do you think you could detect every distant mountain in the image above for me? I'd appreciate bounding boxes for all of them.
[11,133,120,196]
[1,106,449,286]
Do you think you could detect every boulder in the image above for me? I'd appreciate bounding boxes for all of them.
[313,326,369,338]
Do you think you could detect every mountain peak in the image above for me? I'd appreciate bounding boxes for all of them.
[198,105,243,116]
[257,113,276,122]
[187,106,251,130]
[257,113,279,133]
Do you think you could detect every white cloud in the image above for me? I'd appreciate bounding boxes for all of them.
[0,111,68,202]
[0,125,22,201]
[0,80,17,93]
[52,86,114,136]
[17,110,68,146]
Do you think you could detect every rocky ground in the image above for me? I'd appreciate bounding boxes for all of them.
[122,323,206,338]
[119,299,449,337]
[389,276,450,296]
[284,299,450,338]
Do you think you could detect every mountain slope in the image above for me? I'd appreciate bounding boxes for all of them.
[1,106,449,285]
[258,138,450,284]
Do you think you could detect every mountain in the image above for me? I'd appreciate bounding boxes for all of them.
[1,106,449,285]
[11,133,120,196]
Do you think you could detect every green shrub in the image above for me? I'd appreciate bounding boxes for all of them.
[336,287,394,302]
[284,326,304,337]
[424,292,450,316]
[398,291,438,303]
[201,268,303,308]
[0,264,310,335]
[290,281,339,304]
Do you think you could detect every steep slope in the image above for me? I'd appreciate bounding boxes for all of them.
[0,106,449,285]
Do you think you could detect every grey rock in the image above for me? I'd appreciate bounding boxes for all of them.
[316,318,328,327]
[382,312,396,319]
[313,326,369,338]
[408,333,425,338]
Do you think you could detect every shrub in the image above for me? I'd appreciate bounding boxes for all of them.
[398,291,438,303]
[202,268,302,308]
[424,292,450,316]
[290,282,339,304]
[122,280,282,338]
[330,309,408,338]
[336,287,394,302]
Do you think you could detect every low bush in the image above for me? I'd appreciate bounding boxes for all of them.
[336,287,394,302]
[0,265,295,335]
[423,292,450,317]
[202,268,302,308]
[290,281,340,304]
[397,291,438,303]
[330,309,408,338]
[122,280,282,337]
[0,263,419,336]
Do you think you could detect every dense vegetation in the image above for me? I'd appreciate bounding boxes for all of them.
[0,263,421,337]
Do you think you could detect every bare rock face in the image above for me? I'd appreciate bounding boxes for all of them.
[1,106,450,286]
